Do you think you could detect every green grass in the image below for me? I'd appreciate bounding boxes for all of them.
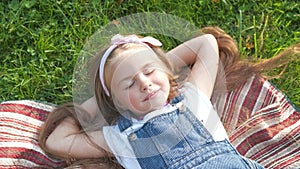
[0,0,299,107]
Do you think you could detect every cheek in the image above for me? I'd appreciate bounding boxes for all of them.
[158,73,171,90]
[128,90,140,106]
[112,90,129,109]
[115,90,140,110]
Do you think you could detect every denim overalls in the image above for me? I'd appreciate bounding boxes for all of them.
[114,94,265,169]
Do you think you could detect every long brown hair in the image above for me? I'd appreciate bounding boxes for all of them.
[201,26,299,92]
[38,26,299,168]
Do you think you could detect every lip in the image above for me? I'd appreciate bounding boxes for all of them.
[143,90,159,102]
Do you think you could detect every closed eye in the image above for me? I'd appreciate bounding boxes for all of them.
[144,68,155,75]
[121,64,156,89]
[126,80,135,89]
[125,69,154,89]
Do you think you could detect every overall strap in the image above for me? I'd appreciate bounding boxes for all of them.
[117,115,133,132]
[171,94,184,104]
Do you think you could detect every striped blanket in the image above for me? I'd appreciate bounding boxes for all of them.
[0,75,299,168]
[0,100,66,168]
[212,75,300,168]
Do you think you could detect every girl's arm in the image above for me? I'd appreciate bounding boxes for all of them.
[45,117,112,159]
[167,34,219,98]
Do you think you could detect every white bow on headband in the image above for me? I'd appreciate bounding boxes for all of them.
[111,34,162,46]
[99,34,163,96]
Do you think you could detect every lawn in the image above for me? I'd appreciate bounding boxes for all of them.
[0,0,299,107]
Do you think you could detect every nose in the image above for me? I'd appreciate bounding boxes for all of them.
[136,73,152,92]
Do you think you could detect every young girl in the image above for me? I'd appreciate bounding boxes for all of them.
[39,27,298,168]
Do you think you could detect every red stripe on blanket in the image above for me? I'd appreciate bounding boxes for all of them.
[0,165,32,169]
[0,102,67,168]
[241,76,263,116]
[219,76,270,132]
[262,83,279,106]
[235,110,299,155]
[228,102,293,141]
[221,85,245,130]
[253,124,300,167]
[0,134,34,143]
[266,140,300,168]
[277,149,300,169]
[1,118,40,132]
[0,103,50,121]
[0,147,66,165]
[229,110,278,141]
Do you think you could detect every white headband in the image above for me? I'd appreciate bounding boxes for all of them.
[99,34,163,96]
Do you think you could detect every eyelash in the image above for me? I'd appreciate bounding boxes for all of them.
[126,68,155,89]
[144,68,155,75]
[127,81,134,89]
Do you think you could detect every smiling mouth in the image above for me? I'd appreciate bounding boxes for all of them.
[143,90,159,101]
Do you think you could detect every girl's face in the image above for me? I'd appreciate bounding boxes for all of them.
[108,46,170,118]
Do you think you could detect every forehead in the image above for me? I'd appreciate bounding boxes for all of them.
[111,46,163,74]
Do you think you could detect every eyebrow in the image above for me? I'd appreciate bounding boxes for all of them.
[118,62,155,86]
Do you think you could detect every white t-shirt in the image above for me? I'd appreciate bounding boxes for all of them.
[103,82,228,168]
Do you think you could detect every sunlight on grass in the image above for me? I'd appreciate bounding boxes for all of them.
[0,0,299,107]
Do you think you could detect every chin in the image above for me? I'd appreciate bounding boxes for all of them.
[132,103,162,117]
